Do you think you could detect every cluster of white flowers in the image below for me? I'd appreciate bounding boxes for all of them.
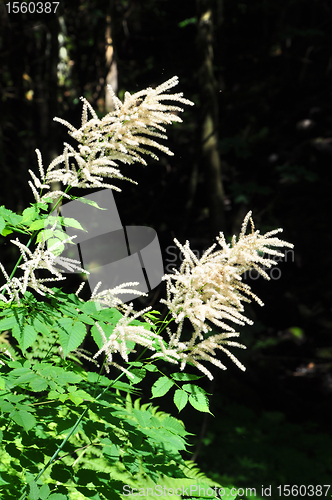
[158,211,294,379]
[81,212,293,380]
[92,303,160,378]
[28,76,194,204]
[0,77,294,381]
[88,281,148,309]
[0,228,88,305]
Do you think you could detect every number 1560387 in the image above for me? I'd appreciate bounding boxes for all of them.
[6,2,59,14]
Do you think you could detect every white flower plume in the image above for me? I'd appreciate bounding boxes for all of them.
[0,229,89,304]
[92,303,162,378]
[158,212,294,379]
[43,76,194,192]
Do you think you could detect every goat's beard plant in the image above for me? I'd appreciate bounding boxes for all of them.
[0,77,293,499]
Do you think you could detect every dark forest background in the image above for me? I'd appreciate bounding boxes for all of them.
[1,0,332,496]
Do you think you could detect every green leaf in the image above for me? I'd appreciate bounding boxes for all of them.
[0,216,5,235]
[0,314,16,331]
[8,367,36,387]
[87,371,109,385]
[1,228,13,236]
[21,324,38,351]
[91,320,119,350]
[29,376,48,392]
[28,219,46,231]
[39,484,51,500]
[145,364,158,372]
[151,376,174,398]
[0,400,15,413]
[189,392,211,414]
[128,368,146,385]
[174,389,188,412]
[62,217,87,231]
[68,389,93,405]
[57,319,87,357]
[182,383,207,395]
[21,207,39,225]
[0,206,22,226]
[48,493,68,500]
[171,372,203,381]
[77,312,95,325]
[162,416,188,436]
[80,301,99,316]
[27,480,39,500]
[132,408,152,428]
[32,317,50,336]
[70,195,107,210]
[10,409,36,431]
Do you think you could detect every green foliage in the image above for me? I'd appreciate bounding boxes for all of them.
[0,346,229,499]
[0,192,233,498]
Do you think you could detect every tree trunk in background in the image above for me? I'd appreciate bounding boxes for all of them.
[105,10,118,112]
[31,20,60,211]
[196,0,225,235]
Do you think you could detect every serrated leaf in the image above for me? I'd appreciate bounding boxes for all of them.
[95,308,123,323]
[62,217,87,231]
[182,383,208,395]
[0,207,22,226]
[29,376,48,392]
[28,219,47,231]
[21,324,38,351]
[21,207,38,225]
[145,364,158,372]
[10,409,36,431]
[77,312,95,325]
[189,392,211,414]
[47,239,65,256]
[32,317,50,336]
[80,301,99,316]
[9,367,36,387]
[57,319,87,356]
[174,389,188,412]
[162,416,188,436]
[128,368,146,385]
[151,376,174,398]
[0,315,16,331]
[12,323,23,345]
[132,408,152,428]
[67,392,83,405]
